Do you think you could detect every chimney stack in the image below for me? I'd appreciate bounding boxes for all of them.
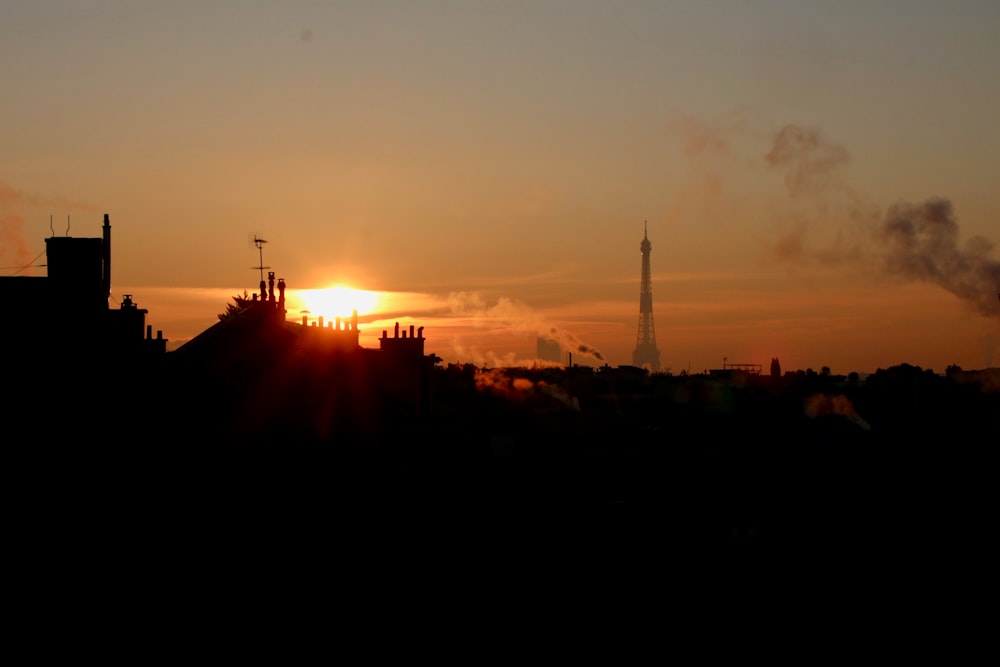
[102,213,111,304]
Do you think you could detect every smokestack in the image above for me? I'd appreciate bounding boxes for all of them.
[102,213,111,304]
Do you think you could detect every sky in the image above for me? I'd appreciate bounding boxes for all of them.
[2,0,999,375]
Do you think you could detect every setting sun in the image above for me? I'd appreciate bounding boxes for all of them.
[292,286,381,324]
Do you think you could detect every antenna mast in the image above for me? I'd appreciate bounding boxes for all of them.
[251,235,271,300]
[252,235,269,282]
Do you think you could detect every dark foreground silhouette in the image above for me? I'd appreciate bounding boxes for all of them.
[7,218,994,623]
[10,342,997,607]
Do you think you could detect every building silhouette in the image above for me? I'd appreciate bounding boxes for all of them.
[165,259,440,438]
[1,213,168,361]
[632,221,661,372]
[1,213,440,446]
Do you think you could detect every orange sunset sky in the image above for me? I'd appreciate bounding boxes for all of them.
[2,1,999,375]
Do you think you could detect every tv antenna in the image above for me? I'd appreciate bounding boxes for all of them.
[249,234,270,282]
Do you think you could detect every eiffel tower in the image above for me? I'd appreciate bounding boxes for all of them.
[632,221,661,372]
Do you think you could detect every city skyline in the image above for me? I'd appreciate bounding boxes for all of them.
[3,1,999,375]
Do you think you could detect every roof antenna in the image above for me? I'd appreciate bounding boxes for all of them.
[250,234,270,283]
[65,214,71,236]
[49,214,54,236]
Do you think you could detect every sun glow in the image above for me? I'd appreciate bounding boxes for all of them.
[293,286,382,323]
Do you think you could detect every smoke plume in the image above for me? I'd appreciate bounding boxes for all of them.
[0,179,99,213]
[474,368,581,410]
[804,393,871,431]
[447,291,604,363]
[880,197,1000,318]
[765,124,850,198]
[1,179,102,275]
[1,214,34,275]
[757,124,1000,319]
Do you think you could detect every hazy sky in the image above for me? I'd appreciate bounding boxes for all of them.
[3,0,999,374]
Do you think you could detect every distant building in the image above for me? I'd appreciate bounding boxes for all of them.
[708,361,762,381]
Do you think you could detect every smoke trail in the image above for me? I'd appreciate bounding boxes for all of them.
[1,214,34,275]
[1,179,103,275]
[804,393,871,431]
[664,114,756,229]
[474,368,581,410]
[0,179,99,212]
[447,291,605,363]
[0,181,24,206]
[757,123,1000,319]
[765,124,850,198]
[760,123,870,265]
[880,197,1000,318]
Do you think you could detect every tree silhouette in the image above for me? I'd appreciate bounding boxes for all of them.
[218,290,252,321]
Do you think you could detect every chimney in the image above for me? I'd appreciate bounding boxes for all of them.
[102,213,111,304]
